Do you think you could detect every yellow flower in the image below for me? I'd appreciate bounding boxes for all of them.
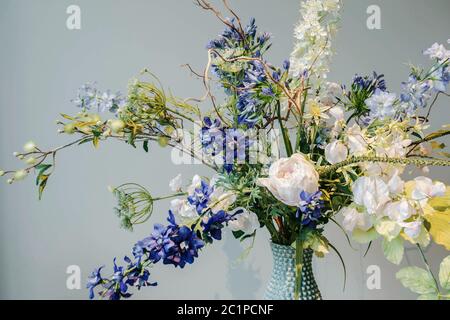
[304,99,330,122]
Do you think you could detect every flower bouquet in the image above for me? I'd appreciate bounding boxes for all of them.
[2,0,450,300]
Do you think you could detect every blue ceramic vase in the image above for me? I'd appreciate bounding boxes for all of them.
[265,242,322,300]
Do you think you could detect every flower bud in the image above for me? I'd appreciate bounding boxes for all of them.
[23,141,37,153]
[109,120,125,133]
[107,185,116,193]
[25,157,37,165]
[13,152,19,157]
[18,155,25,160]
[0,170,5,177]
[64,123,76,134]
[13,170,28,181]
[7,178,13,184]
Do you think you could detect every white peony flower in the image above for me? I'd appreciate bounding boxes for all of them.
[229,207,260,235]
[257,153,319,206]
[341,207,372,232]
[411,176,446,205]
[325,140,348,164]
[169,174,183,192]
[352,176,390,215]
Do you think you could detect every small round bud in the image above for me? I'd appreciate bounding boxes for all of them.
[25,157,37,165]
[18,155,25,160]
[13,170,28,181]
[7,178,14,184]
[0,170,5,177]
[23,141,37,153]
[109,120,126,133]
[107,185,116,193]
[13,152,19,157]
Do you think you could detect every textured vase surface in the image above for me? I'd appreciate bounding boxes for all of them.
[265,242,322,300]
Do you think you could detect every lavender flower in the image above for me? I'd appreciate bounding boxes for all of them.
[72,83,126,113]
[400,76,433,115]
[365,89,397,120]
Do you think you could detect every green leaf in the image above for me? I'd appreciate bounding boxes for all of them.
[35,164,52,186]
[92,136,99,149]
[382,236,404,265]
[38,175,49,200]
[396,267,437,295]
[439,256,450,290]
[143,140,149,153]
[78,137,94,145]
[232,230,244,239]
[352,228,379,244]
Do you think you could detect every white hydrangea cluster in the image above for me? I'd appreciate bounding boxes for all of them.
[289,0,341,80]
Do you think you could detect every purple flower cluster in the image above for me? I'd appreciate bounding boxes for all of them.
[187,179,215,214]
[86,256,157,300]
[133,211,204,268]
[200,117,253,173]
[297,191,324,229]
[87,198,240,300]
[351,72,386,93]
[207,18,285,128]
[201,210,234,243]
[400,75,433,114]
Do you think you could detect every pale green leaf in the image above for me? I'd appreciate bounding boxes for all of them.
[352,228,379,244]
[396,267,437,295]
[439,256,450,290]
[382,236,404,265]
[417,293,439,300]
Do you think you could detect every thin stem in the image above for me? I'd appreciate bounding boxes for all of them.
[416,244,440,294]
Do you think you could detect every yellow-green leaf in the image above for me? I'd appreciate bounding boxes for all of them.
[428,186,450,212]
[352,228,379,244]
[382,236,404,265]
[396,267,437,295]
[439,256,450,290]
[425,209,450,250]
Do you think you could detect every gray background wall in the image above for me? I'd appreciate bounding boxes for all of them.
[0,0,449,299]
